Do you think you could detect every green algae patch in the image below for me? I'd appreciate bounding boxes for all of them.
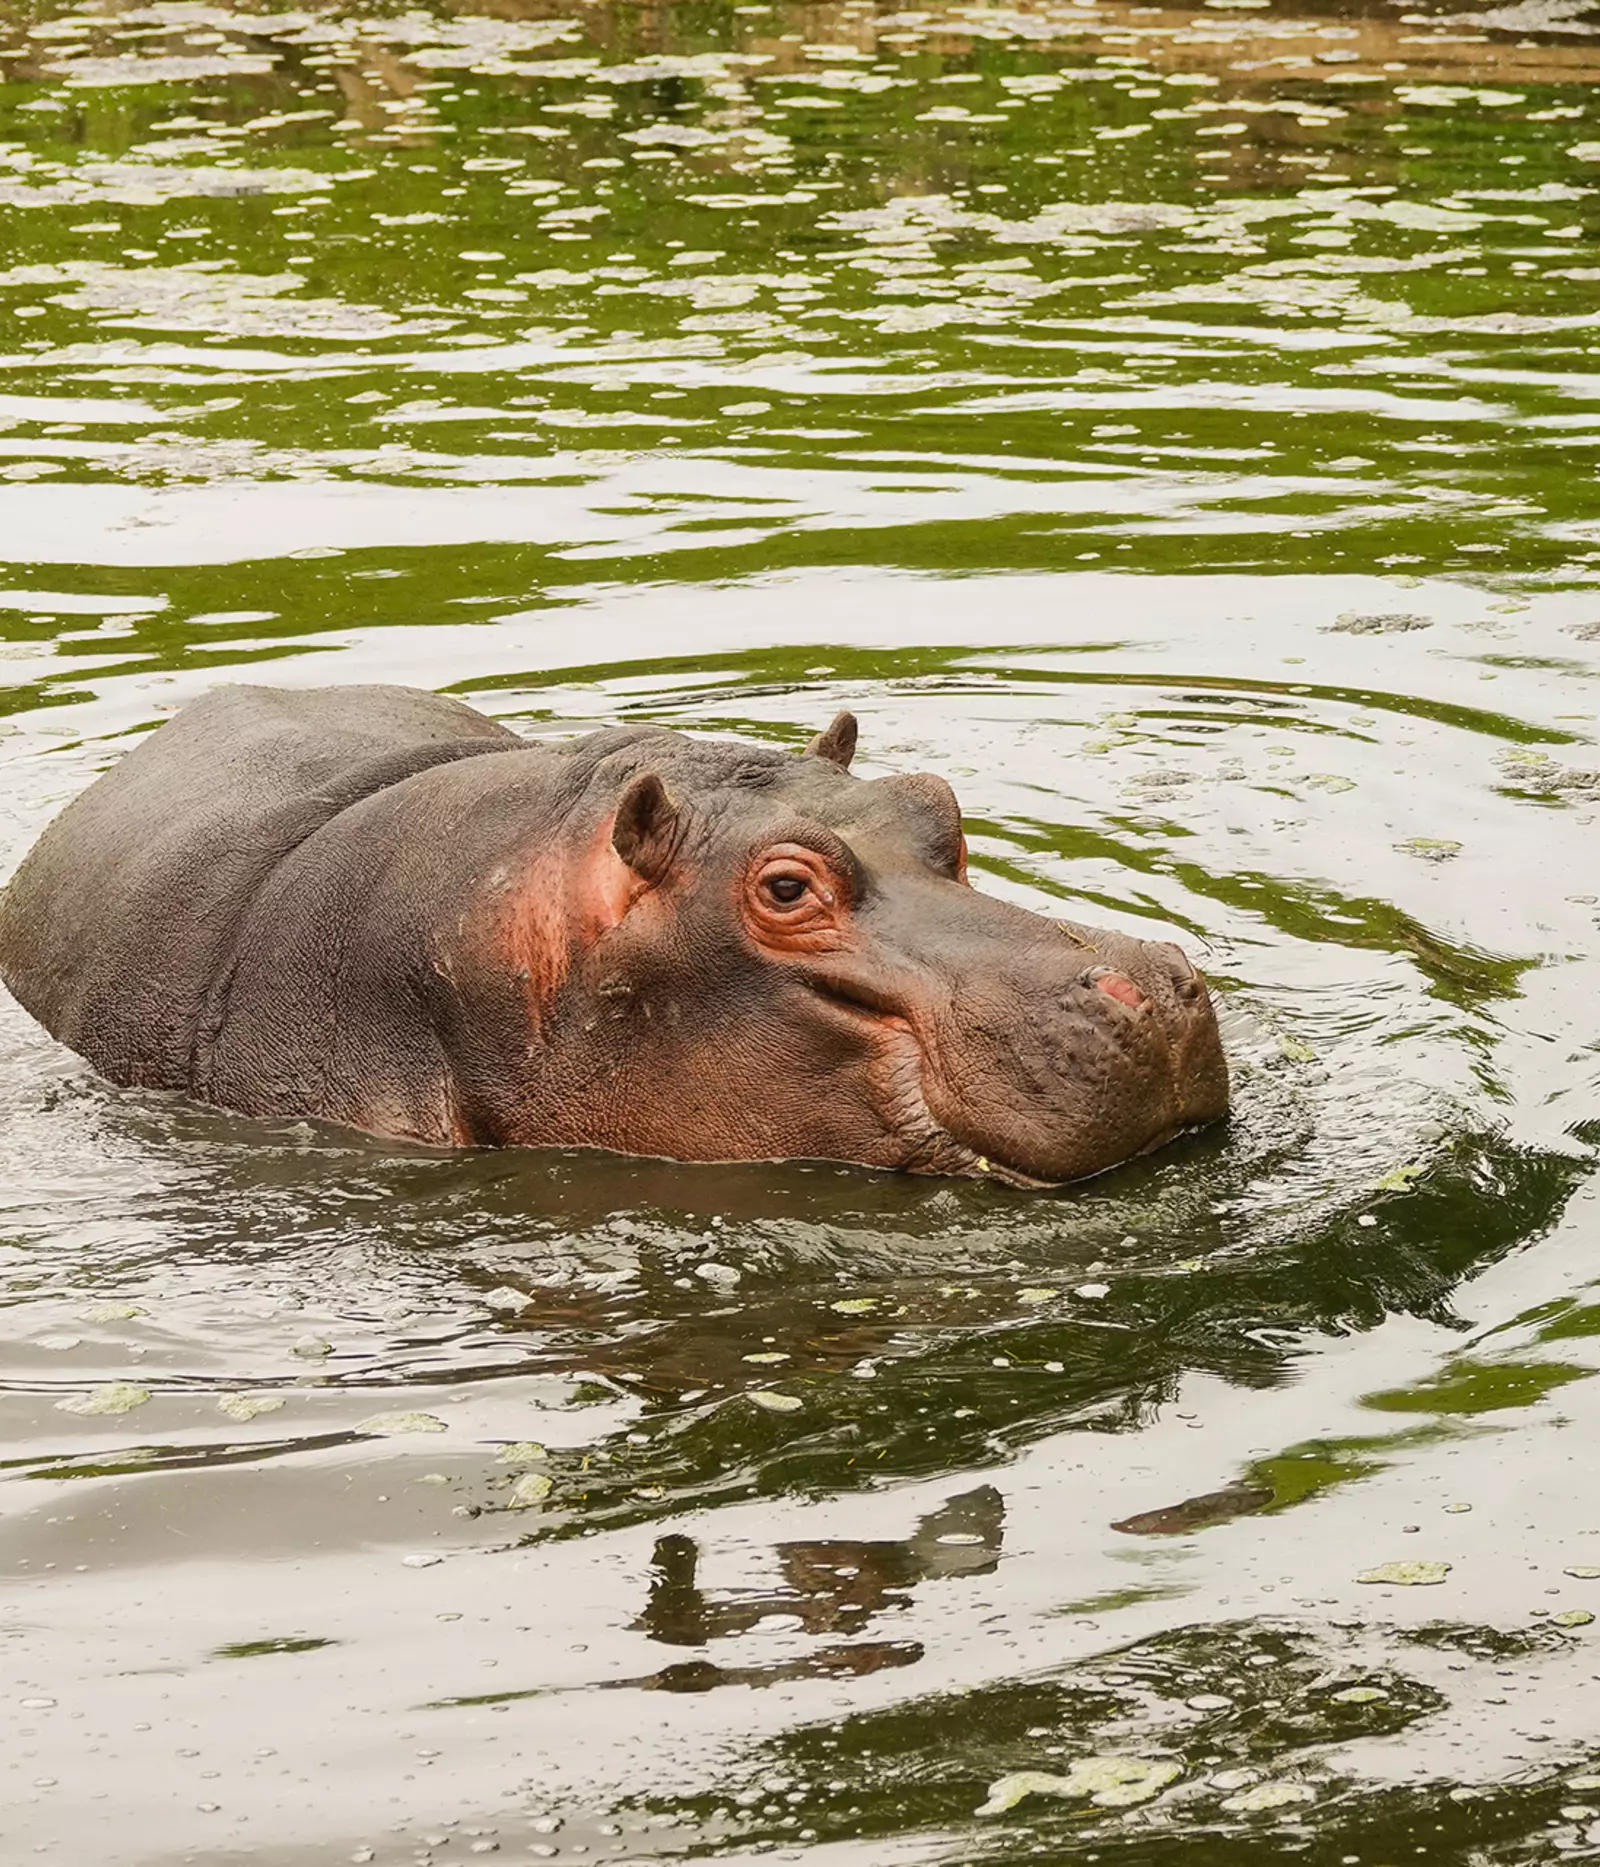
[497,1441,549,1465]
[57,1382,150,1416]
[1222,1780,1317,1813]
[218,1393,285,1422]
[356,1411,448,1436]
[1357,1560,1452,1586]
[506,1471,554,1508]
[1374,1161,1427,1192]
[977,1757,1182,1815]
[79,1302,144,1324]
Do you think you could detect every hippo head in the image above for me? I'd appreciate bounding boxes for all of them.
[518,713,1229,1185]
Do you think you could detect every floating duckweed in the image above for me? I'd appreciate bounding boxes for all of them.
[748,1390,803,1414]
[1307,773,1356,793]
[1222,1780,1317,1813]
[1445,1503,1473,1514]
[57,1382,150,1415]
[1357,1560,1452,1585]
[977,1756,1182,1815]
[1553,1609,1595,1629]
[80,1301,143,1324]
[1395,837,1462,861]
[1210,1768,1260,1791]
[1330,612,1431,634]
[1375,1162,1426,1192]
[497,1442,548,1465]
[507,1472,554,1508]
[356,1412,448,1436]
[830,1298,877,1315]
[1017,1288,1058,1305]
[217,1393,285,1422]
[1279,1035,1317,1063]
[1331,1686,1388,1704]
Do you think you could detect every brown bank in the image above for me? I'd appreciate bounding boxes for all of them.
[0,684,1228,1183]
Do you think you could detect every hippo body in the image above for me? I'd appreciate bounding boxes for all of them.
[0,684,1228,1184]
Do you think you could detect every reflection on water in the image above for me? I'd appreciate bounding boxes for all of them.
[1,0,1599,1857]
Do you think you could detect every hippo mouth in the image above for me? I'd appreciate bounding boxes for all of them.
[904,1097,1202,1191]
[854,1014,1073,1188]
[834,972,1224,1189]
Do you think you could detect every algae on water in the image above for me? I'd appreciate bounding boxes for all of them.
[977,1756,1182,1816]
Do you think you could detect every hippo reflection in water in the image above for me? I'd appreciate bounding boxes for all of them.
[0,684,1228,1184]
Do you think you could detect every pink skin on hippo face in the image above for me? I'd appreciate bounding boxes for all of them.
[0,685,1229,1184]
[465,712,1230,1185]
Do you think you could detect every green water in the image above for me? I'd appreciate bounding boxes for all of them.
[2,0,1600,1860]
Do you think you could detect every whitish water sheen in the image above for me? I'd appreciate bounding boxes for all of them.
[2,0,1600,1860]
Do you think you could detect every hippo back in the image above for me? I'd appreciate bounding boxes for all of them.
[0,683,517,1097]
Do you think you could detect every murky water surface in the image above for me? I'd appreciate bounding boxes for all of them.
[2,0,1600,1857]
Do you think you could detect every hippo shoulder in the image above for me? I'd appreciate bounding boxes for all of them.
[0,683,520,1095]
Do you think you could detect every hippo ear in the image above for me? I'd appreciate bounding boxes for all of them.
[611,772,681,886]
[805,711,858,771]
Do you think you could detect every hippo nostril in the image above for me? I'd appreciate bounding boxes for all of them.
[1087,965,1147,1011]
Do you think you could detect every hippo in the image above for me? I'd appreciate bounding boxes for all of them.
[0,684,1228,1184]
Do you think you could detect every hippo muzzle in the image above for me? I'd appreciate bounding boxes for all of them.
[785,870,1229,1186]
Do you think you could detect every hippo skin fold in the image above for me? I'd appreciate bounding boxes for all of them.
[0,684,1229,1185]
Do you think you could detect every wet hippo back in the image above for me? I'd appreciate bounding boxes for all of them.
[0,684,517,1098]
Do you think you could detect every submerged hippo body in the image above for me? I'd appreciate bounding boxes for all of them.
[0,684,1228,1184]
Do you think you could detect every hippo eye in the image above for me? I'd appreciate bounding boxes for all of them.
[764,874,809,907]
[747,841,849,937]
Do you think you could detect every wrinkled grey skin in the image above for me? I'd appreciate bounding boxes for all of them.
[0,684,1229,1184]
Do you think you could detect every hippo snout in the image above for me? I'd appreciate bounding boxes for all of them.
[915,919,1230,1186]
